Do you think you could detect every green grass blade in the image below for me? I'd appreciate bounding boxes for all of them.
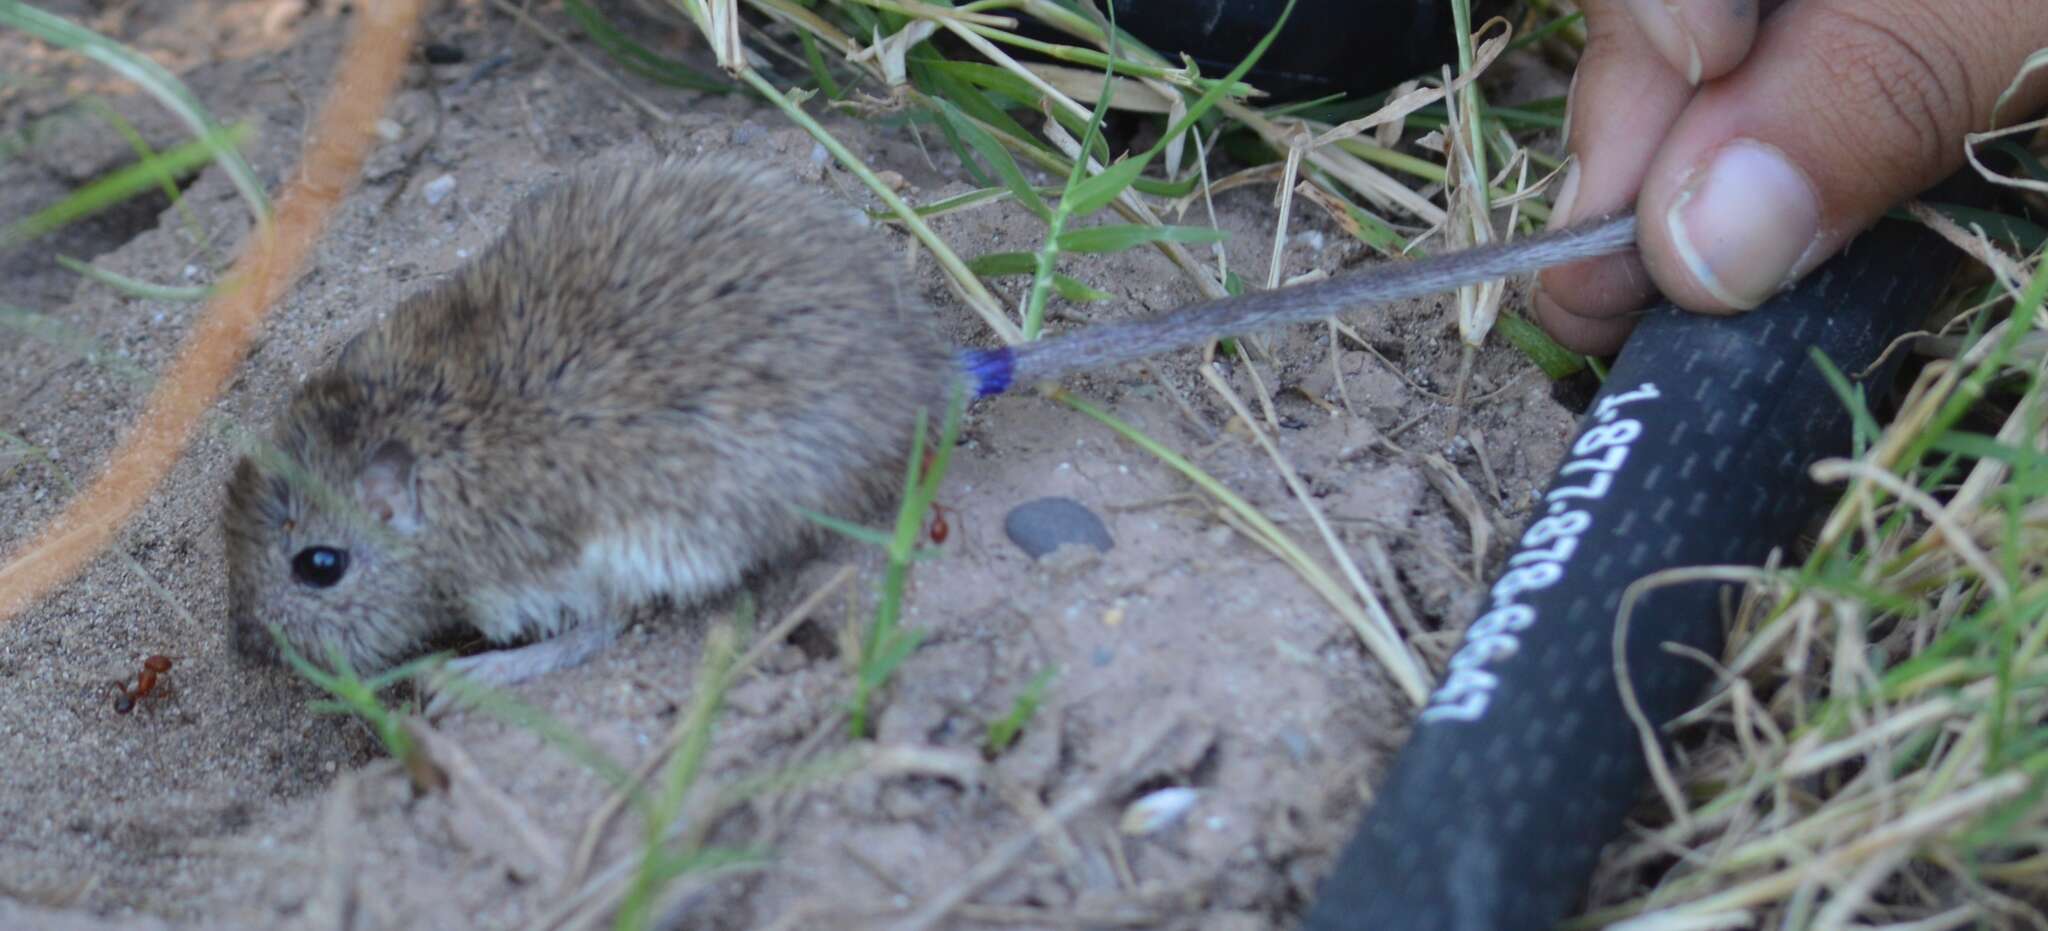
[798,30,843,99]
[929,58,1045,109]
[1,124,249,250]
[1930,432,2048,471]
[1060,156,1147,218]
[57,255,209,301]
[933,98,1050,220]
[911,53,1046,158]
[77,94,217,250]
[932,58,1099,156]
[967,251,1036,276]
[1809,348,1883,455]
[985,666,1057,755]
[1052,273,1112,302]
[1494,314,1586,380]
[562,0,730,92]
[1054,223,1228,253]
[792,506,896,548]
[970,252,1110,301]
[1122,0,1295,181]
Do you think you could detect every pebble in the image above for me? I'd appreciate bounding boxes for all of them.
[1121,787,1199,836]
[422,174,456,206]
[1004,496,1113,558]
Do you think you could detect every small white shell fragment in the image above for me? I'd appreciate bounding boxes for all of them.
[423,174,457,206]
[1120,787,1199,836]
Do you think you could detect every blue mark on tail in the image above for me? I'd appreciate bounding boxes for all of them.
[957,348,1016,399]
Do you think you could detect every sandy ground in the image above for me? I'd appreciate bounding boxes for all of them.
[0,2,1581,928]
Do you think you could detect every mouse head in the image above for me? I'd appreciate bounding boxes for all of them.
[223,377,446,676]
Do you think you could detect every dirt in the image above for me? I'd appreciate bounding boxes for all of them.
[0,2,1581,929]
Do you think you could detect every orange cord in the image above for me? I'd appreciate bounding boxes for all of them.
[0,0,425,623]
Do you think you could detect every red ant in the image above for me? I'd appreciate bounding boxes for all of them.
[917,448,959,546]
[111,655,172,714]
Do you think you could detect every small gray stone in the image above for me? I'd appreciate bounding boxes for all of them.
[1004,496,1113,558]
[421,173,457,206]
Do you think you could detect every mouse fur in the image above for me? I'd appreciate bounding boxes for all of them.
[224,158,952,684]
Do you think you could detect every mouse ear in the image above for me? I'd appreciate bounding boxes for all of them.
[358,440,424,535]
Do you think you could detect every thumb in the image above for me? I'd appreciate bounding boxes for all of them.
[1633,0,2048,313]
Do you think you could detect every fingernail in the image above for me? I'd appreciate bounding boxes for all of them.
[1665,140,1821,309]
[1625,0,1703,84]
[1545,161,1582,231]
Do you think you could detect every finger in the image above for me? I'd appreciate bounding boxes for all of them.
[1621,0,1761,85]
[1533,0,1696,354]
[1634,0,2048,313]
[1530,287,1640,356]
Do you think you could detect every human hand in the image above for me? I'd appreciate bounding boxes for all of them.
[1534,0,2048,354]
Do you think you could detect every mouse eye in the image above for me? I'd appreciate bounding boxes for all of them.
[291,547,351,588]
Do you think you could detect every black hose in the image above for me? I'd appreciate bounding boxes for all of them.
[1301,198,1970,930]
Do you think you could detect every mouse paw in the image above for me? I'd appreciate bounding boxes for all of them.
[420,622,625,717]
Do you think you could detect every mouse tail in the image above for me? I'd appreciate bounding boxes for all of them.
[955,347,1017,399]
[953,213,1638,398]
